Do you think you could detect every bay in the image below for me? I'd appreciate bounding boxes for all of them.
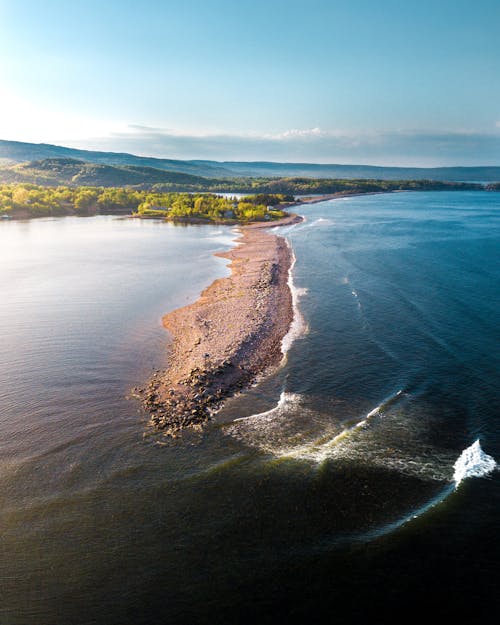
[0,193,498,624]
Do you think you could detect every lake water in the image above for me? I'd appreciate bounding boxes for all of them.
[0,194,498,624]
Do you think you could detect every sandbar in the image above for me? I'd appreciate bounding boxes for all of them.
[138,213,303,435]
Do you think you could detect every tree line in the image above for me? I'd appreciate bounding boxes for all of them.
[0,179,495,220]
[0,185,290,221]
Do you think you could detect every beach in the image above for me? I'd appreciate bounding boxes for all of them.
[139,213,303,434]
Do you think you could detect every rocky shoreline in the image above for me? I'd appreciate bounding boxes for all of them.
[135,213,303,435]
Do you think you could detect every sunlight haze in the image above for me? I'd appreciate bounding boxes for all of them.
[1,0,499,164]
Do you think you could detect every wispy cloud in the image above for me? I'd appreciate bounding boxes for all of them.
[269,127,324,139]
[68,124,500,166]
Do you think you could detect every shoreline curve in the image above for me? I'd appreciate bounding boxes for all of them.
[137,213,303,435]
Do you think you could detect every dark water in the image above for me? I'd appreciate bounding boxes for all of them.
[0,195,498,624]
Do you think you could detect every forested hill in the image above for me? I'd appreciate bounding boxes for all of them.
[0,158,489,194]
[1,139,500,182]
[0,158,214,189]
[0,140,230,177]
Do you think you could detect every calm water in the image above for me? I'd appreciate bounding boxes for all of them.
[0,194,498,624]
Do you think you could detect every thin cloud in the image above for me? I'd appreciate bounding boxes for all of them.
[271,128,325,140]
[70,126,500,166]
[127,124,166,133]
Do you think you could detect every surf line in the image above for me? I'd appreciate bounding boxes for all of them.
[281,239,308,358]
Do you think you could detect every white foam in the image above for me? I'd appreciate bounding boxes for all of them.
[365,405,381,418]
[281,242,308,355]
[226,387,463,484]
[307,217,333,227]
[230,389,406,460]
[453,440,496,487]
[277,219,304,235]
[278,390,405,463]
[233,391,302,423]
[366,390,403,418]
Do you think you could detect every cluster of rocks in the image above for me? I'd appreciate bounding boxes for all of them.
[254,261,278,290]
[252,261,278,312]
[135,357,258,436]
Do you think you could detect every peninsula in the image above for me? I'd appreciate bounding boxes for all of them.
[136,213,302,435]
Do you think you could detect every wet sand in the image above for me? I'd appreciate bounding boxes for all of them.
[138,213,303,435]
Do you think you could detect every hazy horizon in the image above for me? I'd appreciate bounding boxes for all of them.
[3,136,500,169]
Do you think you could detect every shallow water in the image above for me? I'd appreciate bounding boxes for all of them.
[0,195,499,624]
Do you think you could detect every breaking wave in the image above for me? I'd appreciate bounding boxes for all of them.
[453,440,497,487]
[358,440,497,540]
[225,389,465,483]
[233,391,302,424]
[225,392,317,455]
[226,361,497,492]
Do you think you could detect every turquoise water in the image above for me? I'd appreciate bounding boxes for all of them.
[0,194,498,624]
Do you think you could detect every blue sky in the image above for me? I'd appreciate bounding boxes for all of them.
[0,0,499,165]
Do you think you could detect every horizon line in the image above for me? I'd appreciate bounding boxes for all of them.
[1,138,499,170]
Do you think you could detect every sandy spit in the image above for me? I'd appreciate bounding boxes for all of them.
[137,213,303,435]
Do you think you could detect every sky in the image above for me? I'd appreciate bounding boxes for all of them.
[0,0,499,165]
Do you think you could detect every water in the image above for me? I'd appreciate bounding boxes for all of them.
[453,440,496,486]
[0,194,498,624]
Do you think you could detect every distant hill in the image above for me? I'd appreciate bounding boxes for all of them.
[1,139,500,182]
[0,157,489,198]
[211,161,500,182]
[0,140,232,178]
[0,157,215,188]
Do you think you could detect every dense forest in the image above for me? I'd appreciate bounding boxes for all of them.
[0,158,497,220]
[211,177,485,195]
[0,185,291,221]
[0,158,492,194]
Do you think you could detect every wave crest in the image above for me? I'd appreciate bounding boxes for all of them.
[453,440,496,487]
